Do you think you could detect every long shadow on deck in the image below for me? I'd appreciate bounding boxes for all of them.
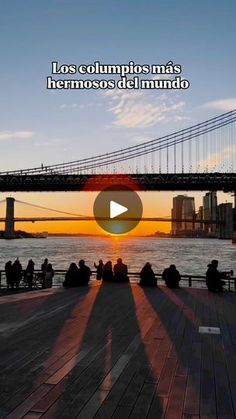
[141,286,236,418]
[36,282,165,419]
[175,287,236,418]
[3,284,234,418]
[0,286,92,417]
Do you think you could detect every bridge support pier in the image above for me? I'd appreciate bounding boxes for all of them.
[4,197,15,239]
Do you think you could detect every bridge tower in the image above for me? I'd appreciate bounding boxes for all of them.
[4,197,15,239]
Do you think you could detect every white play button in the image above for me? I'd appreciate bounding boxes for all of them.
[93,184,143,234]
[110,200,128,219]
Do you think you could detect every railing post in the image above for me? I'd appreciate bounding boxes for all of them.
[189,276,192,287]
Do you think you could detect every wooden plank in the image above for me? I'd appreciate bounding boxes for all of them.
[33,319,136,414]
[1,285,236,419]
[31,333,126,413]
[117,368,149,407]
[200,335,217,419]
[128,383,157,419]
[30,380,68,413]
[93,289,170,417]
[71,318,155,418]
[4,384,53,419]
[0,290,97,413]
[41,318,153,418]
[92,360,137,418]
[170,309,189,377]
[156,357,177,396]
[183,342,201,416]
[45,348,94,385]
[112,405,135,419]
[215,293,236,415]
[212,334,235,418]
[147,350,169,384]
[147,395,168,419]
[165,375,187,419]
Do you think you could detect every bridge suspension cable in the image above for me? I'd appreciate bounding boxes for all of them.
[15,199,90,218]
[0,109,235,175]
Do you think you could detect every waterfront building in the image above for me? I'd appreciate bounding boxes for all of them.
[181,197,195,231]
[195,205,204,231]
[171,195,186,235]
[203,191,218,235]
[171,195,195,235]
[218,203,233,239]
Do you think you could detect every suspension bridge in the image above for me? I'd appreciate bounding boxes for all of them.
[0,110,235,192]
[0,198,220,224]
[0,195,226,240]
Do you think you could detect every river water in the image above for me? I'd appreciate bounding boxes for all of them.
[0,237,235,281]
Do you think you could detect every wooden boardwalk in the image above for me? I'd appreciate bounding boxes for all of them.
[0,283,236,418]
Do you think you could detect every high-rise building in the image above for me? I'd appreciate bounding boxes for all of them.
[182,197,195,231]
[171,195,185,234]
[195,205,204,231]
[203,192,218,234]
[218,203,233,239]
[171,195,195,235]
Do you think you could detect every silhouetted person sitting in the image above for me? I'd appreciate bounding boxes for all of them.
[162,264,181,288]
[139,262,157,287]
[77,259,91,285]
[94,260,104,280]
[12,258,22,289]
[63,263,80,287]
[5,261,13,289]
[102,261,113,282]
[25,259,35,288]
[114,258,129,282]
[206,260,226,292]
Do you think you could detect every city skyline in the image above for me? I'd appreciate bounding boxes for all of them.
[0,190,234,236]
[171,191,234,239]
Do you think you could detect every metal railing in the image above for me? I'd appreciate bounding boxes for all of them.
[0,270,236,292]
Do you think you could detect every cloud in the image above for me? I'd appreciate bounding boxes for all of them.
[0,131,35,141]
[104,89,186,128]
[198,145,236,170]
[60,103,78,109]
[60,102,101,110]
[202,98,236,112]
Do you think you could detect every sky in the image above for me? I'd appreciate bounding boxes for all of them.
[0,0,235,235]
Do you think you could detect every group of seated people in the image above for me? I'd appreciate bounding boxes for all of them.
[140,263,181,288]
[63,260,92,287]
[5,257,54,289]
[95,258,129,282]
[139,260,233,292]
[5,254,232,292]
[63,258,182,288]
[63,258,129,287]
[63,258,233,292]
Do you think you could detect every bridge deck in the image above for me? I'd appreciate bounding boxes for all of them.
[0,283,236,418]
[0,173,235,192]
